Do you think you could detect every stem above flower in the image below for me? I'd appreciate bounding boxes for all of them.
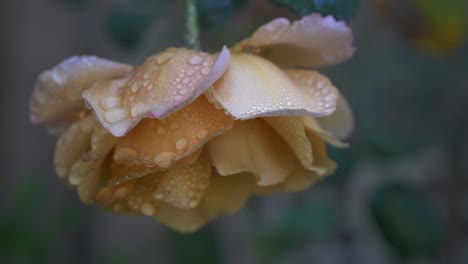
[185,0,200,50]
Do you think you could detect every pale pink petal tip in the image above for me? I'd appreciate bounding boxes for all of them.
[244,13,355,68]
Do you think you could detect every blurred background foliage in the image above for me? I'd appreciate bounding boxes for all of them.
[1,0,467,263]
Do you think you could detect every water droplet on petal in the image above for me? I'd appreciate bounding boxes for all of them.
[141,202,154,216]
[196,129,208,139]
[104,108,128,123]
[100,96,121,111]
[189,55,203,65]
[201,67,210,75]
[175,137,188,150]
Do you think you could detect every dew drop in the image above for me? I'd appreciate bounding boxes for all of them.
[201,67,210,75]
[131,83,139,93]
[196,129,208,139]
[114,147,138,160]
[189,55,203,65]
[100,96,121,111]
[104,108,128,123]
[141,202,155,216]
[175,137,188,150]
[114,187,129,199]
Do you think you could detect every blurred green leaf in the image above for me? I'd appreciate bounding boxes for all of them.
[271,0,360,20]
[99,248,130,264]
[362,127,423,160]
[56,0,94,10]
[0,226,51,263]
[370,181,442,258]
[322,146,357,185]
[169,228,221,264]
[105,5,154,49]
[5,176,47,224]
[255,203,338,261]
[198,0,247,27]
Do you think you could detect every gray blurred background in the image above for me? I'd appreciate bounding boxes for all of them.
[1,0,467,263]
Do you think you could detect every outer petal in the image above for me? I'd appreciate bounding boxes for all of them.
[207,54,338,120]
[30,56,133,131]
[113,96,233,168]
[232,14,355,68]
[152,152,211,209]
[303,117,347,147]
[54,116,95,179]
[95,152,213,217]
[256,130,336,194]
[155,173,256,232]
[206,119,298,186]
[316,94,354,140]
[70,124,119,204]
[263,116,314,171]
[82,47,231,137]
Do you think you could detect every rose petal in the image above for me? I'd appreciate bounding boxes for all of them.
[54,116,95,179]
[114,96,233,168]
[316,93,354,140]
[232,14,355,68]
[108,148,203,188]
[155,173,256,232]
[255,167,322,194]
[256,130,335,194]
[305,130,337,175]
[69,124,119,204]
[303,117,347,147]
[82,47,231,137]
[207,119,298,186]
[152,152,211,209]
[30,56,133,132]
[208,54,338,120]
[263,116,314,170]
[96,151,212,217]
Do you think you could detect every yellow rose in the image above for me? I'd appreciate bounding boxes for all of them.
[30,14,355,232]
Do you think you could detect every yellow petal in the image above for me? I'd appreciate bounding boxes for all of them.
[108,148,203,187]
[303,117,347,147]
[82,47,231,136]
[255,167,322,194]
[114,96,233,168]
[256,131,335,194]
[155,173,256,232]
[206,119,298,186]
[96,151,213,219]
[263,116,314,170]
[232,14,355,68]
[152,152,211,209]
[30,56,132,133]
[54,116,94,179]
[208,54,338,120]
[316,94,354,140]
[70,124,119,204]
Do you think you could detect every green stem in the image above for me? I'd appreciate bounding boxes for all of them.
[185,0,200,50]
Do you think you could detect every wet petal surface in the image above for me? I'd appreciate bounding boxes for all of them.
[233,14,355,68]
[82,47,230,136]
[208,54,338,120]
[207,119,298,186]
[30,56,132,132]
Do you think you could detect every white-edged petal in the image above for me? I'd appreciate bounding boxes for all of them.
[207,54,338,120]
[233,14,355,68]
[30,56,132,132]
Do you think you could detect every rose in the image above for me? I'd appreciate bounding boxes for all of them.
[30,14,355,232]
